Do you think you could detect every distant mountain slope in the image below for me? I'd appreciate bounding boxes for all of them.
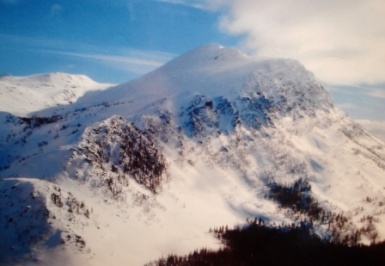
[0,73,113,116]
[0,44,384,265]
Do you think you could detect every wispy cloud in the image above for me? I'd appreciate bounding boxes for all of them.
[0,34,175,77]
[367,88,385,99]
[44,50,173,74]
[213,0,385,86]
[155,0,211,10]
[49,4,64,17]
[328,83,385,121]
[0,0,20,5]
[337,103,358,110]
[0,34,72,50]
[356,119,385,143]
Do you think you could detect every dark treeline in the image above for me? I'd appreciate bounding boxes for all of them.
[149,221,385,266]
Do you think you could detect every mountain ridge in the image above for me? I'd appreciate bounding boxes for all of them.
[0,44,385,265]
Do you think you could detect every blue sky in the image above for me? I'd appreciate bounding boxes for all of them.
[1,0,385,123]
[0,0,239,82]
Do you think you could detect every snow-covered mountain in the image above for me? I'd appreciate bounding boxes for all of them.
[1,44,385,266]
[0,72,113,116]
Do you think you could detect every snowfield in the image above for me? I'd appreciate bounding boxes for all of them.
[1,44,385,265]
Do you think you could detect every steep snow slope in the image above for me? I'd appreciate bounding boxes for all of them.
[0,73,113,116]
[1,44,385,265]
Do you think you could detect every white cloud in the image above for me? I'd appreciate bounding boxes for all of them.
[212,0,385,85]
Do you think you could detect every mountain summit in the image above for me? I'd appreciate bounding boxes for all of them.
[75,44,333,116]
[1,45,385,265]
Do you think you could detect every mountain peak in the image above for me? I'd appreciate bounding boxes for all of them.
[168,43,247,65]
[156,43,251,75]
[80,44,333,120]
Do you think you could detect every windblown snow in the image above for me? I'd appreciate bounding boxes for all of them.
[1,44,385,266]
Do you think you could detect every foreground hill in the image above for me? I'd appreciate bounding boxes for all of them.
[1,44,385,265]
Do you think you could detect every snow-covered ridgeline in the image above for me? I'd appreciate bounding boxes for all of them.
[0,44,385,265]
